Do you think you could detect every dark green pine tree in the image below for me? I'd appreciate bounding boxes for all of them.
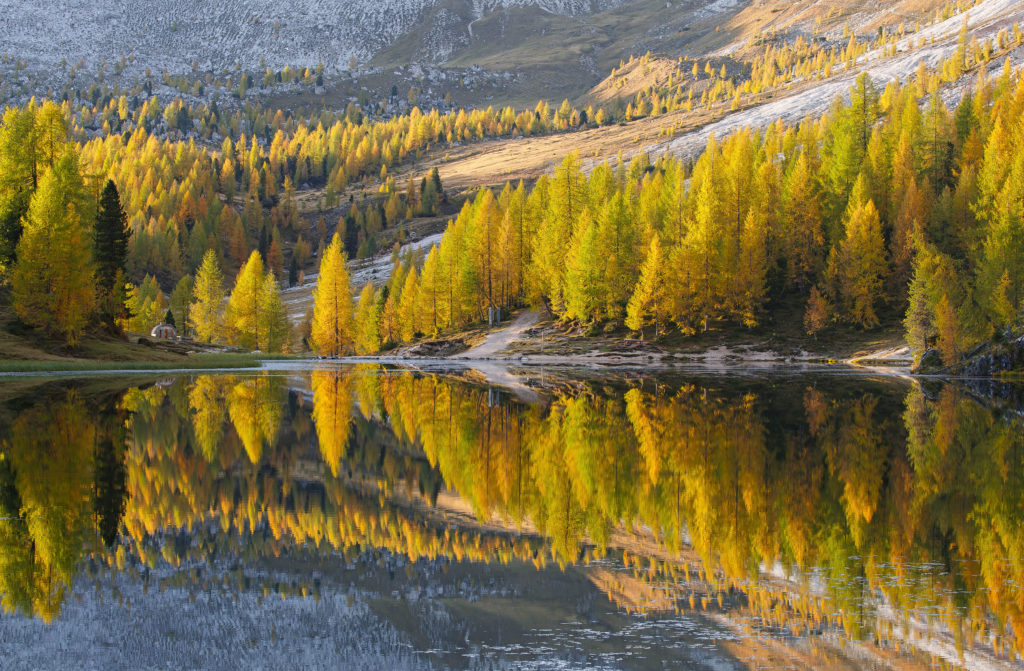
[0,191,30,269]
[420,174,439,216]
[164,308,176,328]
[258,224,269,260]
[94,180,130,290]
[93,434,127,547]
[429,167,443,200]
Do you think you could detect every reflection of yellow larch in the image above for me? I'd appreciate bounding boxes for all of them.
[311,369,354,475]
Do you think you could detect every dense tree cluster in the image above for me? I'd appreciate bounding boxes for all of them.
[3,21,1024,360]
[6,89,587,290]
[182,250,289,352]
[0,102,134,344]
[347,67,1024,361]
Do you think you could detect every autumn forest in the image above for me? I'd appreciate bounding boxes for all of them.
[3,64,1024,362]
[2,2,1024,668]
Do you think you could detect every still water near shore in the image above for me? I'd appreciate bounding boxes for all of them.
[0,365,1022,670]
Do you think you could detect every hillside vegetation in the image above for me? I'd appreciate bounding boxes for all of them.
[0,0,1022,366]
[344,67,1024,367]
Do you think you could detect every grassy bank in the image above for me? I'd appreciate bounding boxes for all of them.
[0,352,299,373]
[0,300,306,372]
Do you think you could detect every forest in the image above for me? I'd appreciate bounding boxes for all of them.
[0,89,600,352]
[1,34,1023,362]
[329,64,1024,365]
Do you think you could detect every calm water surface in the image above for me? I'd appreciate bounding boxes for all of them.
[0,365,1022,670]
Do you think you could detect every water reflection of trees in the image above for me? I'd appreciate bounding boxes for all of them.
[0,390,126,622]
[0,369,1022,665]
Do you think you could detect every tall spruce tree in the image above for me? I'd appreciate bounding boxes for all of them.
[94,180,130,294]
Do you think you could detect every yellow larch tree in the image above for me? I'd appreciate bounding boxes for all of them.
[353,283,381,354]
[310,233,355,356]
[226,251,289,352]
[11,151,96,346]
[625,234,667,339]
[830,199,889,328]
[189,249,225,343]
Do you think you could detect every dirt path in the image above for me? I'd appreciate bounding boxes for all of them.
[451,310,541,359]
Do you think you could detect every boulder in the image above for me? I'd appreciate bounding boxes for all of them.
[914,348,944,374]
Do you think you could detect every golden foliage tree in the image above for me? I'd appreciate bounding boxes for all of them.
[625,234,667,338]
[354,283,382,354]
[310,233,355,356]
[11,151,96,345]
[830,199,888,328]
[190,250,225,343]
[226,251,289,352]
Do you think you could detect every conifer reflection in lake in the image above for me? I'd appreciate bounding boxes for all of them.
[0,367,1022,670]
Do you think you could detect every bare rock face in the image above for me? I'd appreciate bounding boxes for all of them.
[961,336,1024,378]
[915,334,1024,394]
[0,0,630,76]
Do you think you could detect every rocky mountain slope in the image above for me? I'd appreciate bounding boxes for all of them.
[0,0,628,75]
[0,0,995,110]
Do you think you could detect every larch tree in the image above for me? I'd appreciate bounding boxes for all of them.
[398,266,419,342]
[260,271,290,353]
[190,250,226,343]
[226,251,268,350]
[437,222,465,328]
[734,210,768,327]
[832,199,888,328]
[11,151,96,346]
[534,154,583,309]
[310,233,355,356]
[823,75,878,224]
[783,152,825,288]
[685,163,724,332]
[380,290,400,347]
[977,169,1024,324]
[353,283,381,354]
[563,209,602,322]
[595,192,639,320]
[470,189,503,314]
[0,105,40,269]
[33,102,68,175]
[625,233,667,339]
[417,246,443,336]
